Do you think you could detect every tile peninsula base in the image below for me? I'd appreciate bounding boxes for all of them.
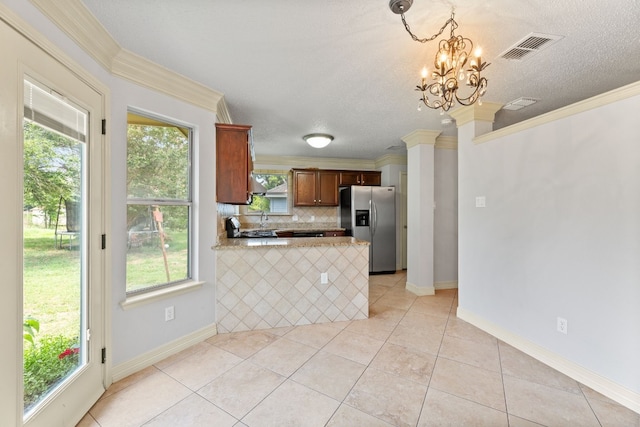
[215,238,369,333]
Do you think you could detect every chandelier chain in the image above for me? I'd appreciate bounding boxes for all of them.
[400,10,457,44]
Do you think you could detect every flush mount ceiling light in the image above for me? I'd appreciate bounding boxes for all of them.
[303,133,333,148]
[389,0,490,112]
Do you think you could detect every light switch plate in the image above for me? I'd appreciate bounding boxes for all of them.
[475,196,486,208]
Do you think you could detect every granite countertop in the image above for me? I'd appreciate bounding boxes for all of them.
[214,236,368,249]
[242,227,345,233]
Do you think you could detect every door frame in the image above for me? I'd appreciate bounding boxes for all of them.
[0,6,111,426]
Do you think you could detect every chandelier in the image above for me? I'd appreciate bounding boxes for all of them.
[389,0,490,112]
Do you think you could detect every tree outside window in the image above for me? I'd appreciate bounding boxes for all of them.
[248,173,288,214]
[126,112,192,293]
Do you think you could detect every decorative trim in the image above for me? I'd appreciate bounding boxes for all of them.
[216,98,233,124]
[457,307,640,414]
[111,323,218,382]
[28,0,225,114]
[29,0,119,71]
[435,136,458,150]
[474,81,640,145]
[374,154,407,168]
[402,130,441,149]
[112,50,223,112]
[435,280,458,290]
[120,281,205,310]
[449,102,503,127]
[406,281,435,296]
[255,155,377,170]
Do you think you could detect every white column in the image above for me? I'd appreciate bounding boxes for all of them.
[402,130,441,296]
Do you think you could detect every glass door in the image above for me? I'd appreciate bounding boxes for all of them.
[22,76,90,416]
[17,44,105,427]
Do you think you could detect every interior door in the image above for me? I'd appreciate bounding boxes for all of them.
[0,17,106,427]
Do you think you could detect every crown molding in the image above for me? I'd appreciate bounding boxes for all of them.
[216,98,232,124]
[255,155,377,170]
[374,154,407,168]
[111,50,223,112]
[29,0,225,114]
[475,81,640,145]
[435,136,458,150]
[402,130,442,149]
[29,0,119,70]
[449,102,503,127]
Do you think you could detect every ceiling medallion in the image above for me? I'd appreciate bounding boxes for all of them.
[389,0,490,112]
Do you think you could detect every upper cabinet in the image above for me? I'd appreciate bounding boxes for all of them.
[216,123,254,204]
[339,170,381,186]
[292,169,339,206]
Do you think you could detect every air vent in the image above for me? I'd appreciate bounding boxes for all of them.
[499,32,564,61]
[386,144,405,151]
[502,97,539,111]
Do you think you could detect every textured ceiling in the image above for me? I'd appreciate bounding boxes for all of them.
[81,0,640,160]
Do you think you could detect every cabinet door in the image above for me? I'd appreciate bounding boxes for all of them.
[293,170,317,206]
[324,230,345,237]
[317,171,339,206]
[216,124,252,204]
[339,171,361,186]
[361,171,381,186]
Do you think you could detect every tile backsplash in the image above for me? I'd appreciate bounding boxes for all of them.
[216,204,340,238]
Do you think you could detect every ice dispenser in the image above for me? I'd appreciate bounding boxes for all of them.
[355,210,369,227]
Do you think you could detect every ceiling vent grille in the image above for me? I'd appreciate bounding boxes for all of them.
[502,97,539,111]
[499,32,564,61]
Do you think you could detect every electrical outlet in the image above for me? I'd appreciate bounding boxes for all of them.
[320,272,328,284]
[165,306,175,321]
[557,317,567,334]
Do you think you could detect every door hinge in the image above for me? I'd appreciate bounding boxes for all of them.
[101,119,106,135]
[101,234,106,250]
[101,347,106,364]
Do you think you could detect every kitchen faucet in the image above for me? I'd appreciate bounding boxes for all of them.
[260,211,269,228]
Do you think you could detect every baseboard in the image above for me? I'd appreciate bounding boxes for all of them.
[435,280,458,290]
[111,323,218,383]
[405,281,435,296]
[457,307,640,414]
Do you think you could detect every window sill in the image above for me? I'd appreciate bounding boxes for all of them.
[120,280,205,310]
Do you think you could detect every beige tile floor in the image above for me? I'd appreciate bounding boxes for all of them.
[78,272,640,427]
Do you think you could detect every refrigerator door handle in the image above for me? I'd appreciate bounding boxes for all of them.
[371,199,377,237]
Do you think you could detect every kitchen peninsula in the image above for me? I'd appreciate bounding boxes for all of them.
[214,236,369,333]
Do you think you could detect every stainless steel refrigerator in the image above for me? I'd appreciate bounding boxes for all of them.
[340,186,396,274]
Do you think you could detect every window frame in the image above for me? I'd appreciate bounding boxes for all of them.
[243,170,290,216]
[125,109,194,295]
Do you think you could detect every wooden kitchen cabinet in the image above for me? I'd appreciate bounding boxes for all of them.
[339,170,381,186]
[216,123,253,204]
[292,169,339,206]
[323,230,345,237]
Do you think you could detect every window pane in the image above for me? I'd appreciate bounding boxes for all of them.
[126,204,190,293]
[248,173,288,213]
[127,124,189,200]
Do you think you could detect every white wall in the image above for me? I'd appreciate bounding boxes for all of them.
[379,162,407,270]
[109,80,218,366]
[458,89,640,399]
[434,148,458,284]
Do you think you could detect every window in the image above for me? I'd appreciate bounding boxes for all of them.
[247,173,289,214]
[126,111,192,294]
